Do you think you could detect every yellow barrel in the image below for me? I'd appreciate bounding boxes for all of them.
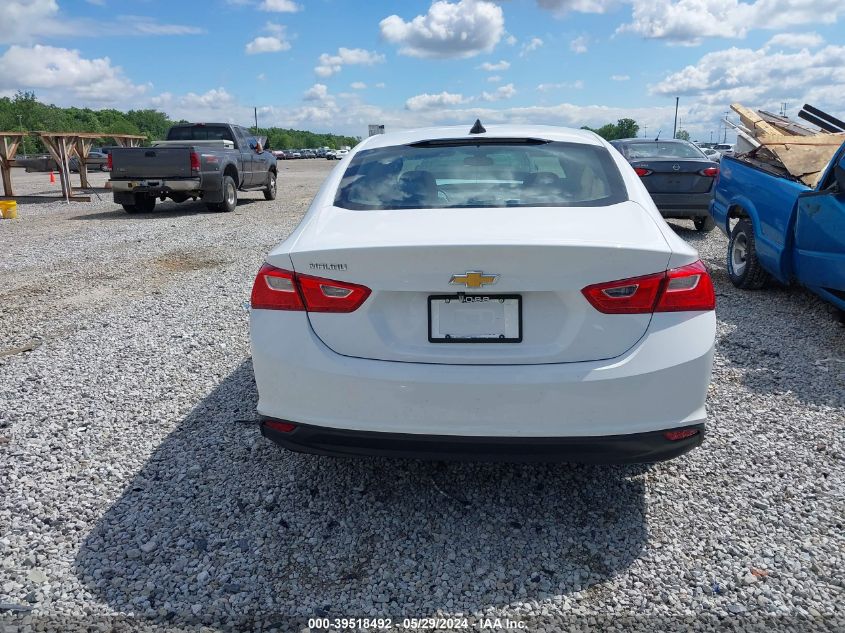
[0,200,17,219]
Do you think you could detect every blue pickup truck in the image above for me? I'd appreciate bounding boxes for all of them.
[709,140,845,314]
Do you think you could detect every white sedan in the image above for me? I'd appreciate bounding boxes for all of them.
[250,123,716,463]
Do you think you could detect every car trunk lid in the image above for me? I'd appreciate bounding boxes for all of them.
[632,159,716,194]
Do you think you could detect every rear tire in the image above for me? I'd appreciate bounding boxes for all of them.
[694,215,716,232]
[122,203,138,214]
[727,218,770,289]
[263,171,277,200]
[211,175,237,213]
[135,195,156,213]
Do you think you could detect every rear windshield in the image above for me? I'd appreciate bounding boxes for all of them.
[334,140,627,210]
[613,141,706,160]
[167,125,235,143]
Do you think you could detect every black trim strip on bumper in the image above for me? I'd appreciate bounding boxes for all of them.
[259,420,704,464]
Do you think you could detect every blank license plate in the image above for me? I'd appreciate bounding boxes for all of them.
[428,294,522,343]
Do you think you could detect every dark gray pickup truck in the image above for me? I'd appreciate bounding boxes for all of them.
[108,123,277,213]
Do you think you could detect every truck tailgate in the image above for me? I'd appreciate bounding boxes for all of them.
[111,147,192,179]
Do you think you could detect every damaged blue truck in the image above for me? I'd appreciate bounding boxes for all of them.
[710,140,845,317]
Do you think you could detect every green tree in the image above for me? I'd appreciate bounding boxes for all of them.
[675,129,690,141]
[582,118,640,141]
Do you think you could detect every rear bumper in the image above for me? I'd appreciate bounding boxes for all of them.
[260,420,705,463]
[250,310,715,440]
[109,178,200,194]
[650,192,713,218]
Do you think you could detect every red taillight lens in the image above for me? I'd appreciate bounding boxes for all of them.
[106,153,112,170]
[265,419,296,433]
[250,264,304,311]
[664,428,700,441]
[655,260,716,312]
[700,166,719,177]
[582,260,715,314]
[634,167,652,177]
[296,273,371,313]
[581,271,665,314]
[190,151,200,171]
[250,263,371,313]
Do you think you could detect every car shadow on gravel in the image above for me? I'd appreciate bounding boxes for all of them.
[69,198,264,220]
[74,361,648,626]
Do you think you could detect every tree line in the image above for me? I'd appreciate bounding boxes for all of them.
[0,91,360,154]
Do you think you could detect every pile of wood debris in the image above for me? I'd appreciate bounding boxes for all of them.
[728,103,845,188]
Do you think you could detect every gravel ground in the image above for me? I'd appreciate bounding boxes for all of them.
[1,161,843,632]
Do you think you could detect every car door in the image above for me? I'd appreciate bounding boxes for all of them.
[234,127,256,187]
[791,152,845,291]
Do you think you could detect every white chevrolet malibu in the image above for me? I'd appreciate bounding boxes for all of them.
[249,122,716,463]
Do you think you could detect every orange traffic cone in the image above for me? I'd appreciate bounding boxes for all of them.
[50,171,55,184]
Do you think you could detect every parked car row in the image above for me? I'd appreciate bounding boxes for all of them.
[273,148,337,160]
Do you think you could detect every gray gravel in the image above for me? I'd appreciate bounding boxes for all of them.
[1,161,843,632]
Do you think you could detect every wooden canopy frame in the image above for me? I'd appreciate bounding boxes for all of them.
[0,131,146,201]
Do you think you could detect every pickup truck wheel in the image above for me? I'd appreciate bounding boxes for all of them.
[135,195,156,213]
[728,218,770,289]
[212,175,237,213]
[263,172,277,200]
[694,216,716,232]
[122,204,138,214]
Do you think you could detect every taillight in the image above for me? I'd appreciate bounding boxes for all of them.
[296,274,371,313]
[654,260,715,312]
[250,264,304,310]
[190,151,200,171]
[634,167,652,177]
[106,153,112,170]
[250,263,371,313]
[264,419,296,433]
[700,166,719,177]
[582,260,715,314]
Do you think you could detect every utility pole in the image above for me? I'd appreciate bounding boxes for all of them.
[723,110,729,143]
[673,97,679,139]
[710,130,713,143]
[254,107,258,133]
[643,124,647,138]
[18,114,27,157]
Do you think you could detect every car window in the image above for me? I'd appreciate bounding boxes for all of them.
[335,141,627,210]
[615,141,707,160]
[167,125,235,143]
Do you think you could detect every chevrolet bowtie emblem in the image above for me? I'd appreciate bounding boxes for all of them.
[449,271,499,288]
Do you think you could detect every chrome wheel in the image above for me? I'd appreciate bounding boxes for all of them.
[731,231,748,276]
[226,181,236,207]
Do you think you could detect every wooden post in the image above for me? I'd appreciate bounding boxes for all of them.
[39,134,79,200]
[0,134,23,197]
[73,137,94,189]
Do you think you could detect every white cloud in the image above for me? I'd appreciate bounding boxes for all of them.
[611,74,630,81]
[570,35,588,53]
[765,32,824,50]
[487,75,502,82]
[505,34,517,45]
[315,47,385,77]
[0,1,203,43]
[375,82,386,88]
[650,42,845,133]
[478,60,510,71]
[259,0,301,12]
[246,22,291,54]
[619,0,843,46]
[350,82,367,90]
[257,73,266,80]
[520,37,544,56]
[405,91,469,110]
[0,44,147,102]
[537,80,584,91]
[150,88,243,122]
[303,83,330,101]
[246,36,290,54]
[380,0,504,59]
[535,0,619,14]
[481,83,516,101]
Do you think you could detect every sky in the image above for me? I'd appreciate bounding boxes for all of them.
[1,0,844,141]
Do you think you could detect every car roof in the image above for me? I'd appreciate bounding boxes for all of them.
[612,138,691,144]
[356,124,603,151]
